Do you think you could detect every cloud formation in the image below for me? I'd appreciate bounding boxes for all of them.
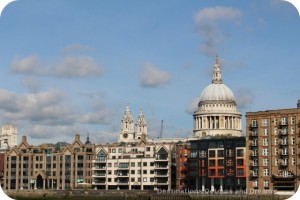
[140,64,171,88]
[186,98,199,114]
[235,88,254,110]
[0,89,114,139]
[10,55,104,78]
[194,6,242,56]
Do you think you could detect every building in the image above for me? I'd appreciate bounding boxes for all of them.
[0,124,18,152]
[3,134,94,190]
[92,106,177,191]
[176,56,246,191]
[175,141,190,189]
[246,100,300,192]
[186,137,246,191]
[0,153,4,187]
[193,56,242,138]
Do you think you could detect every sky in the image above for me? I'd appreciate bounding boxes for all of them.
[0,0,299,145]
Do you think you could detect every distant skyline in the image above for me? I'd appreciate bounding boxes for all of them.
[0,0,299,145]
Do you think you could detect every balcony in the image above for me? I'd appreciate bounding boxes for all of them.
[92,173,106,178]
[279,162,288,168]
[92,167,106,171]
[92,181,106,185]
[92,159,106,163]
[155,164,168,169]
[250,141,258,147]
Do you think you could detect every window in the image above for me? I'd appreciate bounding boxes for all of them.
[251,120,258,127]
[217,150,224,157]
[237,149,244,157]
[262,148,268,156]
[131,178,135,182]
[274,148,278,155]
[263,169,269,176]
[263,138,268,146]
[263,180,269,187]
[291,127,295,135]
[218,159,224,166]
[143,162,147,167]
[253,180,258,187]
[237,159,244,166]
[146,147,150,151]
[191,150,198,158]
[131,162,135,167]
[209,150,215,157]
[118,148,122,153]
[262,119,268,126]
[274,128,278,135]
[282,148,288,155]
[291,117,295,125]
[291,137,295,145]
[237,169,244,176]
[274,138,278,145]
[143,170,147,174]
[263,129,268,136]
[292,158,296,166]
[143,178,147,182]
[275,159,278,166]
[281,117,287,125]
[209,160,215,167]
[274,118,277,126]
[263,159,269,166]
[209,169,216,176]
[119,163,129,168]
[112,149,116,153]
[218,169,224,176]
[131,170,135,174]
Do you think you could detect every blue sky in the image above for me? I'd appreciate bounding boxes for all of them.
[0,0,299,145]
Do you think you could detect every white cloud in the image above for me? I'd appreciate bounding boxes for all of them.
[194,6,242,56]
[235,88,254,110]
[53,56,104,78]
[140,64,171,88]
[10,55,104,78]
[0,89,115,139]
[10,55,44,74]
[21,76,43,92]
[186,98,199,114]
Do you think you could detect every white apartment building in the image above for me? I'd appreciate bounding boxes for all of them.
[0,124,18,151]
[92,106,176,190]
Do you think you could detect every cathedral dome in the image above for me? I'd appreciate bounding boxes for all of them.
[199,83,235,103]
[198,56,236,106]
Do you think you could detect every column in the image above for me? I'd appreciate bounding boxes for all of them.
[34,179,37,190]
[202,177,205,191]
[43,179,46,190]
[211,178,214,192]
[220,178,223,192]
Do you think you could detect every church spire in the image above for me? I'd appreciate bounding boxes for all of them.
[212,55,222,84]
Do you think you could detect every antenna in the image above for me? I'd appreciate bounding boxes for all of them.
[160,120,163,139]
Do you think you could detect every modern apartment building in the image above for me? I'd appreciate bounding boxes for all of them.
[185,137,247,191]
[3,134,94,190]
[246,100,300,192]
[92,106,177,191]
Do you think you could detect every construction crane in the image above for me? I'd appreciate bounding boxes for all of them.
[159,120,163,139]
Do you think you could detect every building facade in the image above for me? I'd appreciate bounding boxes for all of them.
[0,124,17,152]
[186,137,247,191]
[4,134,94,190]
[93,106,177,191]
[246,101,300,192]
